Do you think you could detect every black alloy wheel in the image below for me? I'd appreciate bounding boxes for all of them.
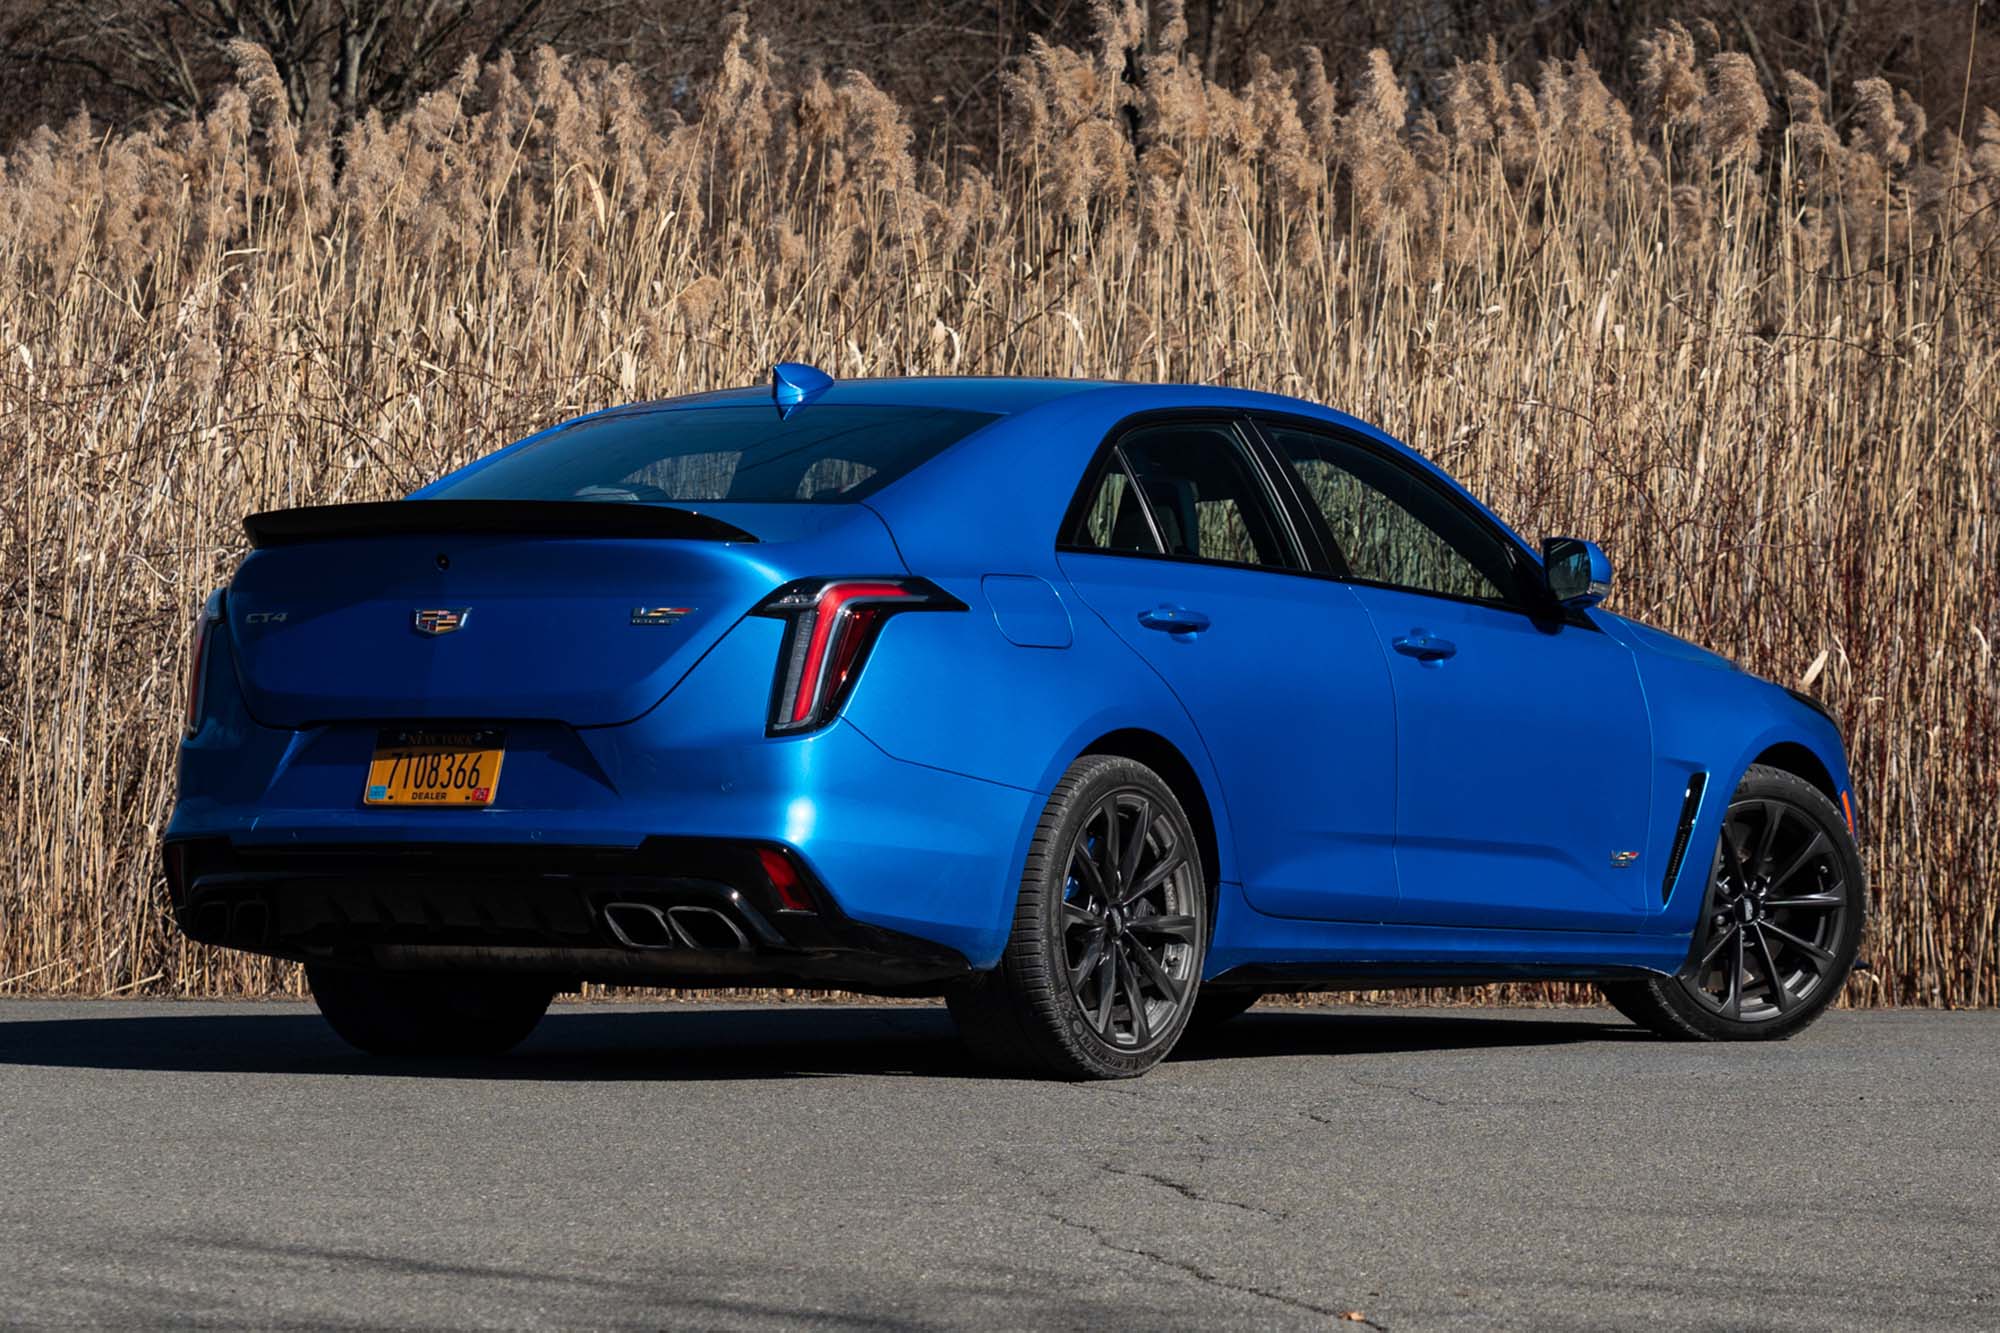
[947,755,1208,1078]
[1602,764,1865,1041]
[1057,788,1202,1051]
[1681,793,1853,1022]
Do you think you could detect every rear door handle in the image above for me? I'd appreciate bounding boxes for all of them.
[1138,605,1211,635]
[1392,631,1457,661]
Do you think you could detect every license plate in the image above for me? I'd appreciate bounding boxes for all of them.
[363,730,504,807]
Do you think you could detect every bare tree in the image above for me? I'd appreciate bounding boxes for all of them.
[0,0,1990,152]
[5,0,609,128]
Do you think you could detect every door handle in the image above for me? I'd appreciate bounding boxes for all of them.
[1392,631,1458,661]
[1138,605,1211,635]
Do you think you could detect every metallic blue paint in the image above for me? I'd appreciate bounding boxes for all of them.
[1341,581,1655,932]
[168,372,1856,988]
[1543,536,1615,609]
[770,360,834,411]
[1055,553,1402,924]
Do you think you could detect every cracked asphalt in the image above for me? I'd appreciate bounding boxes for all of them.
[1,1000,1994,1330]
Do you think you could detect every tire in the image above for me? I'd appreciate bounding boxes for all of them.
[307,964,555,1057]
[1186,987,1261,1030]
[1601,764,1866,1042]
[947,755,1209,1079]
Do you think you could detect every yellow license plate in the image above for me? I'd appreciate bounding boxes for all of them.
[363,730,505,807]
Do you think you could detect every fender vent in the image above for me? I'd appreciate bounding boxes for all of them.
[1661,772,1708,904]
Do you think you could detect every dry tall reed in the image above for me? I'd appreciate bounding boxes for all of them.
[3,9,1996,1003]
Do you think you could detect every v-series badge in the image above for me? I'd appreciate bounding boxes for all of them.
[630,606,693,626]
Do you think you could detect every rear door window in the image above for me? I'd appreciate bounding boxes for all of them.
[1065,420,1302,570]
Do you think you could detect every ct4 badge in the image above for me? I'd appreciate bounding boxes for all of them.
[631,606,693,626]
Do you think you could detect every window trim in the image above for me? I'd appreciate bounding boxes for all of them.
[1054,409,1315,577]
[1241,410,1597,629]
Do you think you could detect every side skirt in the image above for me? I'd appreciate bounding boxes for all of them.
[1203,961,1669,992]
[1205,881,1691,982]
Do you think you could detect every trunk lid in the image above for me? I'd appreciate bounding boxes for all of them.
[225,501,901,728]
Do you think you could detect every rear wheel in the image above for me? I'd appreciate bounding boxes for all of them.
[307,965,555,1057]
[1602,764,1865,1041]
[948,756,1208,1079]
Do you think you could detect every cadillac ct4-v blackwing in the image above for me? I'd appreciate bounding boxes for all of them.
[166,365,1866,1078]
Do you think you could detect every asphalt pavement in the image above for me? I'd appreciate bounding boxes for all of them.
[0,999,1993,1330]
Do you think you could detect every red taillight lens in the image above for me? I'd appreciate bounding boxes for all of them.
[184,590,224,737]
[751,577,965,735]
[757,846,815,912]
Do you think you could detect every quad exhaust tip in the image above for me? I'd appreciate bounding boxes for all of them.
[602,902,751,953]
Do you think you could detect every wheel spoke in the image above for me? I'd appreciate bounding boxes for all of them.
[1696,921,1738,972]
[1122,944,1152,1046]
[1099,800,1122,889]
[1720,820,1755,884]
[1728,927,1746,1019]
[1118,797,1151,891]
[1128,913,1198,944]
[1768,832,1830,893]
[1752,925,1793,1013]
[1069,926,1107,989]
[1062,899,1099,931]
[1094,946,1118,1033]
[1759,919,1837,967]
[1767,890,1843,912]
[1122,935,1185,1006]
[1070,840,1109,900]
[1122,849,1185,907]
[1752,801,1783,874]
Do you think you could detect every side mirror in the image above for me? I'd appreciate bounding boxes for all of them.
[1542,537,1613,609]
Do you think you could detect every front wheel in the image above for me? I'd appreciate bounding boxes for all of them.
[307,965,556,1057]
[1602,764,1866,1041]
[948,755,1208,1079]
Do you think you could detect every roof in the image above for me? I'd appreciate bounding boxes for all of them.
[591,375,1124,420]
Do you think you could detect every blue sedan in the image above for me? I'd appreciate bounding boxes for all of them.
[166,366,1866,1077]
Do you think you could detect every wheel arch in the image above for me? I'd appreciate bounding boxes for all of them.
[1748,740,1840,805]
[1079,728,1224,894]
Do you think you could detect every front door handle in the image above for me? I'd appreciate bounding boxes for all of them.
[1138,605,1211,635]
[1392,630,1458,661]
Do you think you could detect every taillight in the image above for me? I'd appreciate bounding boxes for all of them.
[184,589,224,737]
[750,577,965,735]
[756,846,815,912]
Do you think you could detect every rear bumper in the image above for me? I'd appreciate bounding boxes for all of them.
[170,609,1043,969]
[163,837,973,993]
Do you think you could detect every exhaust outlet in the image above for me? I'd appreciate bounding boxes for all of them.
[602,902,753,952]
[602,902,677,950]
[666,906,751,952]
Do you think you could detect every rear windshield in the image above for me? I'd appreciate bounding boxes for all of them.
[428,404,997,504]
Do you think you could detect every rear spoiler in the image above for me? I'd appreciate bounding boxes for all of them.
[242,500,760,549]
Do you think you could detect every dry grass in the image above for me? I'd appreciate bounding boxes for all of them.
[2,8,1996,1004]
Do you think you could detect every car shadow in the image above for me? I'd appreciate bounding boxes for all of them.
[0,1001,1644,1083]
